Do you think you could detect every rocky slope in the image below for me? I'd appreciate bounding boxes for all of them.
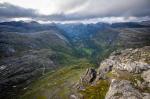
[75,46,150,99]
[0,24,73,98]
[0,21,150,99]
[0,30,71,57]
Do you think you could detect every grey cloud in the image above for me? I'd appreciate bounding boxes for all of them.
[65,0,150,20]
[0,3,38,18]
[0,2,68,21]
[56,0,87,13]
[0,0,150,22]
[39,0,150,21]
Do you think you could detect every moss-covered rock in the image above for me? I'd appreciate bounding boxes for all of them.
[79,80,110,99]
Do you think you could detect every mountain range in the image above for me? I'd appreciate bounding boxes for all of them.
[0,21,150,99]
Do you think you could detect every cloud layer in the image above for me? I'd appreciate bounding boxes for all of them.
[0,0,150,23]
[0,3,38,18]
[69,0,150,19]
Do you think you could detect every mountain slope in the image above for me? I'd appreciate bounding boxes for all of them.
[75,46,150,99]
[0,29,72,57]
[0,21,150,99]
[0,24,74,99]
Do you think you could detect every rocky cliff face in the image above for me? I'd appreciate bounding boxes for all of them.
[75,46,150,99]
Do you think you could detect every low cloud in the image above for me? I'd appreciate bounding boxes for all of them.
[65,0,150,19]
[0,3,38,18]
[0,0,150,23]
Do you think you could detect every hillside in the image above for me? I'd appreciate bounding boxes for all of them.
[0,21,150,99]
[0,28,74,98]
[75,46,150,99]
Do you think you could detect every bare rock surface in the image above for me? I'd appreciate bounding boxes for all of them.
[76,68,97,90]
[105,79,143,99]
[98,46,150,74]
[81,68,97,84]
[103,46,150,99]
[75,46,150,99]
[142,70,150,83]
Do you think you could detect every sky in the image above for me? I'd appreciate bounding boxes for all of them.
[0,0,150,23]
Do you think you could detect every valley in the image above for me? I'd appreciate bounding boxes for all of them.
[0,21,150,99]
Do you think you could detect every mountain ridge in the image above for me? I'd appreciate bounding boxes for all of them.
[75,46,150,99]
[0,20,150,99]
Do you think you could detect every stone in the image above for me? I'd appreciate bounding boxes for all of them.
[114,61,150,73]
[80,68,97,84]
[75,46,150,99]
[105,79,143,99]
[143,93,150,99]
[142,70,150,83]
[98,47,150,74]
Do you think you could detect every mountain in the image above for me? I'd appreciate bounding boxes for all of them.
[0,30,72,57]
[75,46,150,99]
[0,21,57,33]
[0,22,76,98]
[57,22,150,63]
[0,21,150,99]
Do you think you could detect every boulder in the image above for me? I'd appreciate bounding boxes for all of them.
[80,68,97,84]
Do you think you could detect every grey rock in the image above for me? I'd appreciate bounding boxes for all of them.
[143,93,150,99]
[142,70,150,83]
[137,81,149,90]
[70,94,79,99]
[98,47,150,74]
[96,64,113,80]
[105,79,143,99]
[114,61,150,74]
[75,46,150,99]
[75,68,97,94]
[80,68,97,84]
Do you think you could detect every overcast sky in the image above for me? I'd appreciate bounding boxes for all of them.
[0,0,150,23]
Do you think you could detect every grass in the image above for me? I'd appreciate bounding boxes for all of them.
[79,80,110,99]
[106,70,144,82]
[19,58,94,99]
[81,48,94,56]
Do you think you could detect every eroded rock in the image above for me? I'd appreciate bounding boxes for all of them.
[98,46,150,74]
[105,79,143,99]
[80,68,97,84]
[142,70,150,83]
[75,46,150,99]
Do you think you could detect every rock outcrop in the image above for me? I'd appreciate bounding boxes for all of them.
[75,46,150,99]
[105,79,143,99]
[81,68,97,84]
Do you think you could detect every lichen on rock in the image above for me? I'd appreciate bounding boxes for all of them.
[74,46,150,99]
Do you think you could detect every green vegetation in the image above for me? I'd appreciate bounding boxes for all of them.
[79,80,110,99]
[20,59,95,99]
[17,41,115,99]
[1,21,150,99]
[81,48,94,56]
[106,70,143,82]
